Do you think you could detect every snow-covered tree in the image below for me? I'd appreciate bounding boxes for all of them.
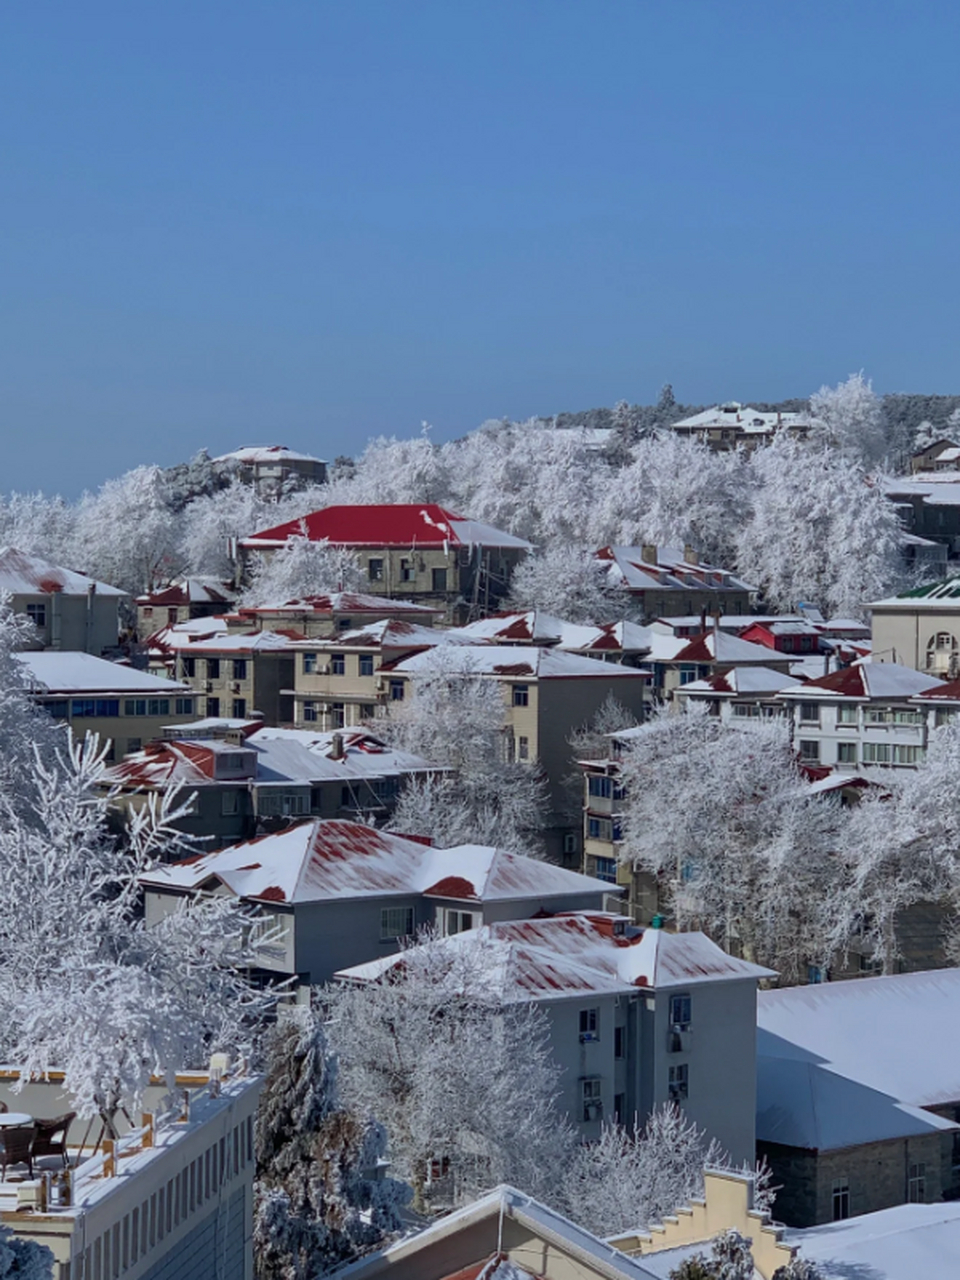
[0,1223,53,1279]
[254,1008,405,1279]
[913,419,943,453]
[381,649,548,855]
[810,372,889,467]
[735,435,905,618]
[507,543,621,623]
[0,492,76,565]
[616,706,842,978]
[73,465,182,593]
[322,932,572,1212]
[241,536,364,607]
[772,1259,825,1280]
[670,1231,754,1280]
[179,481,274,580]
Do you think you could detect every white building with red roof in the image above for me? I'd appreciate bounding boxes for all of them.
[140,818,617,989]
[337,912,772,1160]
[241,503,533,621]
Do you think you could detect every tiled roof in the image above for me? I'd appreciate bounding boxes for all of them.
[242,504,533,551]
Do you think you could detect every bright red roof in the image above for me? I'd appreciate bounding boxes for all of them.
[241,504,532,551]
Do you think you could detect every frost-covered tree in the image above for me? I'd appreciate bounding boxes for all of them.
[735,435,905,618]
[323,933,572,1211]
[913,419,943,453]
[772,1258,825,1280]
[617,706,842,978]
[0,1223,53,1279]
[507,543,621,623]
[74,465,182,592]
[0,492,76,565]
[254,1008,406,1280]
[810,372,888,467]
[179,481,274,580]
[670,1231,754,1280]
[383,648,548,854]
[240,536,364,608]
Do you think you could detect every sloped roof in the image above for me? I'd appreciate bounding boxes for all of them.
[757,970,960,1149]
[597,546,755,595]
[671,630,782,666]
[678,665,801,695]
[139,819,613,907]
[870,575,960,607]
[390,645,649,681]
[785,1201,960,1280]
[242,504,533,551]
[0,547,127,597]
[238,592,442,617]
[15,651,189,695]
[557,620,656,654]
[454,611,568,644]
[137,578,234,607]
[779,661,943,700]
[179,630,303,654]
[214,444,325,465]
[307,619,470,650]
[337,913,774,999]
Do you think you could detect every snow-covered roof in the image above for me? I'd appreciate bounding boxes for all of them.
[15,651,189,695]
[597,546,755,595]
[388,645,650,681]
[453,610,568,645]
[869,576,960,608]
[885,477,960,506]
[785,1201,960,1280]
[671,630,783,666]
[677,666,801,696]
[139,819,613,907]
[672,403,814,433]
[109,727,443,792]
[0,546,127,597]
[136,578,234,607]
[337,914,774,1000]
[328,1184,662,1279]
[242,504,533,551]
[757,971,960,1150]
[557,620,657,655]
[236,592,442,617]
[179,630,303,654]
[778,661,944,700]
[304,619,470,650]
[214,444,326,465]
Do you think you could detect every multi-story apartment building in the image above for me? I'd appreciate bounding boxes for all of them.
[386,645,649,863]
[15,651,195,761]
[240,504,532,621]
[175,632,298,724]
[214,443,327,494]
[870,577,960,675]
[596,545,754,623]
[0,1066,260,1280]
[0,547,128,655]
[675,665,802,722]
[337,912,772,1163]
[136,578,235,640]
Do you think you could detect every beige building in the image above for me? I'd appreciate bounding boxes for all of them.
[213,443,327,493]
[597,545,754,623]
[0,547,128,655]
[15,651,195,761]
[135,577,234,640]
[175,631,298,724]
[240,503,532,622]
[387,645,648,863]
[870,578,960,675]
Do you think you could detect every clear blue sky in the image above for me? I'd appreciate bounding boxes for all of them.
[3,1,959,494]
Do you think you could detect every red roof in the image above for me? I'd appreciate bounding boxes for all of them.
[242,504,531,551]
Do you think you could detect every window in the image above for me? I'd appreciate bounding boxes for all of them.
[380,906,414,940]
[331,654,346,676]
[587,816,614,842]
[182,657,196,679]
[732,702,760,717]
[936,708,957,726]
[863,742,891,764]
[563,832,578,855]
[206,697,220,717]
[142,606,153,620]
[799,740,820,763]
[443,909,475,935]
[669,993,692,1030]
[512,684,529,707]
[594,856,617,883]
[359,653,375,677]
[837,742,858,764]
[232,698,247,718]
[390,680,405,702]
[400,558,415,582]
[679,665,698,685]
[807,964,824,984]
[72,699,120,718]
[580,1077,602,1122]
[167,607,179,626]
[832,1178,850,1221]
[124,699,170,716]
[221,792,239,816]
[579,1008,599,1042]
[207,658,220,679]
[332,703,345,728]
[175,697,194,715]
[431,567,448,592]
[368,558,384,582]
[26,603,46,629]
[908,1162,926,1202]
[614,1026,626,1059]
[517,735,529,761]
[668,1064,689,1101]
[799,702,820,724]
[588,775,613,799]
[837,704,858,724]
[894,745,924,765]
[232,659,248,681]
[303,701,318,722]
[43,700,69,719]
[338,617,352,630]
[127,738,142,754]
[303,653,318,674]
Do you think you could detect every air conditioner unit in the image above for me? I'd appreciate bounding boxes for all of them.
[668,1025,692,1054]
[231,681,242,693]
[318,664,331,675]
[584,1103,603,1122]
[579,1031,600,1044]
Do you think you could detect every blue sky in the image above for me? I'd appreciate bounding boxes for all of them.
[2,1,959,494]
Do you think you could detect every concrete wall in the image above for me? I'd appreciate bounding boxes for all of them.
[11,591,124,656]
[50,703,196,761]
[871,606,960,674]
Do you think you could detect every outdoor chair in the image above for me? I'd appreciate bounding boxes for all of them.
[0,1101,8,1114]
[0,1125,36,1180]
[33,1113,75,1167]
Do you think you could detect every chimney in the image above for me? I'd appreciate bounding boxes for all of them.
[641,544,657,565]
[331,731,345,760]
[684,544,698,566]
